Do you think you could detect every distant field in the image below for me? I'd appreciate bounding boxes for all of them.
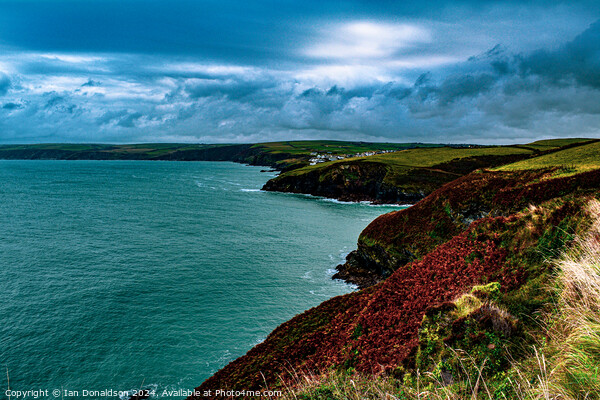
[0,143,221,155]
[0,141,437,158]
[252,141,441,156]
[282,138,599,178]
[283,145,534,177]
[0,141,444,170]
[3,139,598,177]
[264,138,600,203]
[520,138,594,149]
[264,144,543,202]
[495,139,600,175]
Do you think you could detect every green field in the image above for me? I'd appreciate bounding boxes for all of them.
[250,140,440,155]
[2,139,598,177]
[264,138,600,203]
[246,141,445,170]
[284,145,533,175]
[496,139,600,175]
[280,138,600,181]
[519,137,594,149]
[279,145,537,191]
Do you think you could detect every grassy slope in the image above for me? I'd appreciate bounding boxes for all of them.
[248,141,442,170]
[353,139,600,271]
[495,139,600,175]
[262,145,544,204]
[271,138,595,182]
[251,140,435,155]
[282,145,533,176]
[264,139,598,204]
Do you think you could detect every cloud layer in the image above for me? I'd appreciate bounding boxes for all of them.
[0,0,599,143]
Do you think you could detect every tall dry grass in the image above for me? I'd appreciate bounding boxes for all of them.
[538,199,600,399]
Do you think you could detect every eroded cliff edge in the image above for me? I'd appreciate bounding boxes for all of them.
[262,149,535,204]
[190,163,600,399]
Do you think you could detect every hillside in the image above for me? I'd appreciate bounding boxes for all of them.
[340,139,600,287]
[189,140,600,399]
[262,139,595,204]
[0,141,434,171]
[495,139,600,175]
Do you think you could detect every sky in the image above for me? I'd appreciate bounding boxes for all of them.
[0,0,599,144]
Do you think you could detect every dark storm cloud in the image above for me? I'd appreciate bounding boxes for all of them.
[2,102,22,110]
[82,79,100,87]
[520,20,600,87]
[0,73,11,96]
[185,77,277,101]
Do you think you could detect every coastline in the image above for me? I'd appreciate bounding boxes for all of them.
[4,140,600,398]
[190,164,600,398]
[3,159,385,397]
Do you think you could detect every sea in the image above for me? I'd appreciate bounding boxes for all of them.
[0,160,406,398]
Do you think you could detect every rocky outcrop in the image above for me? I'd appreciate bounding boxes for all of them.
[335,168,600,288]
[262,161,456,204]
[332,245,403,289]
[261,152,537,205]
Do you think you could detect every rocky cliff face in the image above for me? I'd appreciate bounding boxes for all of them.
[262,153,533,205]
[262,161,453,204]
[336,168,600,288]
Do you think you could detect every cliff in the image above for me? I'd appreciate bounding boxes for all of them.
[190,162,600,399]
[262,139,599,205]
[262,160,439,203]
[262,146,538,204]
[339,140,600,288]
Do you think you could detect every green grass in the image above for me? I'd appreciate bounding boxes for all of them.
[264,144,549,203]
[496,140,600,175]
[285,146,533,175]
[526,138,594,148]
[281,138,597,178]
[279,146,536,192]
[511,138,594,152]
[251,141,439,156]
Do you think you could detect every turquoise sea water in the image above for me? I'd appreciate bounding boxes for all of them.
[0,161,405,398]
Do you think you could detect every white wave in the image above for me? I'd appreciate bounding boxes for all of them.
[302,271,313,280]
[251,336,266,346]
[319,198,356,205]
[271,191,411,207]
[218,349,233,364]
[240,188,261,192]
[362,202,412,208]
